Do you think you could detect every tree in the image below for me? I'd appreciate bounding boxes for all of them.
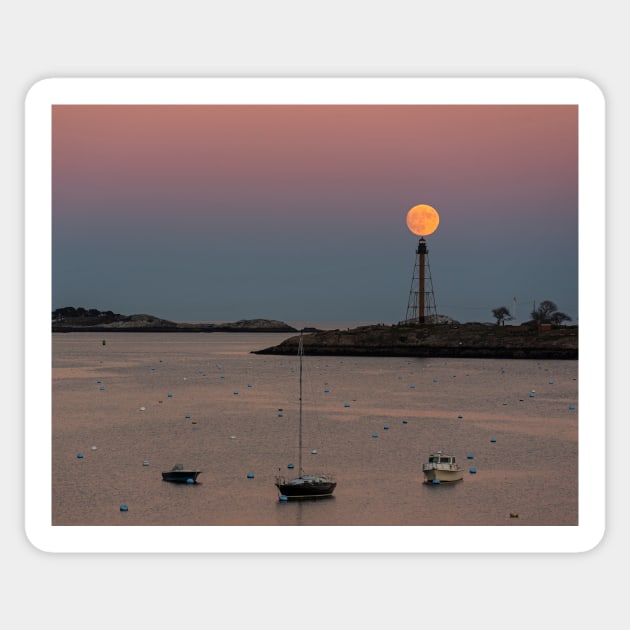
[550,311,572,325]
[491,306,513,325]
[530,300,572,325]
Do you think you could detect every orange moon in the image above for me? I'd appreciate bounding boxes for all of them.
[406,204,440,236]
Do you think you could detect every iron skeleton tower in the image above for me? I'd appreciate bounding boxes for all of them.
[405,237,438,324]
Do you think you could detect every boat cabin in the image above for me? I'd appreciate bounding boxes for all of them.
[428,453,457,465]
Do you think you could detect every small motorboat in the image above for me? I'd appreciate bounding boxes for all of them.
[422,451,463,483]
[161,464,201,483]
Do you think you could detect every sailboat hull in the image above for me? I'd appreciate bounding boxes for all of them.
[276,476,336,500]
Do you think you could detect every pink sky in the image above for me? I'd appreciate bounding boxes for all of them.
[52,104,578,323]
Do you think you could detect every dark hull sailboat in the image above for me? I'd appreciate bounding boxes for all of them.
[275,474,336,499]
[275,333,336,501]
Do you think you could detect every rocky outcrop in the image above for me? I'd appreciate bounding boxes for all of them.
[253,323,578,360]
[52,312,297,333]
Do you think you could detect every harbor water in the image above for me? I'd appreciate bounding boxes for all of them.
[52,331,578,526]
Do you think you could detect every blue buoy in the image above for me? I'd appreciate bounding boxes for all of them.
[120,504,128,512]
[568,404,575,410]
[529,391,536,398]
[279,495,288,502]
[469,467,477,474]
[247,383,253,388]
[410,384,415,389]
[287,463,294,469]
[99,386,105,391]
[246,471,254,479]
[432,479,440,484]
[549,379,554,384]
[490,437,497,443]
[433,378,438,382]
[344,402,350,407]
[185,414,191,419]
[77,452,84,459]
[167,392,173,397]
[186,478,195,484]
[467,453,474,459]
[324,387,330,393]
[278,412,283,417]
[402,418,408,424]
[372,433,378,438]
[383,425,389,430]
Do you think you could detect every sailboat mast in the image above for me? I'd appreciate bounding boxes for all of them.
[298,332,303,476]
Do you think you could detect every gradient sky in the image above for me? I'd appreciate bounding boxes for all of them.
[52,104,578,325]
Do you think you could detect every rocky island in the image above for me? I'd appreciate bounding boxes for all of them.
[253,323,578,360]
[51,307,297,333]
[52,308,578,359]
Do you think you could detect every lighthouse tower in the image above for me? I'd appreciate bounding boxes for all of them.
[405,237,438,324]
[403,204,440,324]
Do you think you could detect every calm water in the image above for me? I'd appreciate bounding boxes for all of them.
[52,332,578,526]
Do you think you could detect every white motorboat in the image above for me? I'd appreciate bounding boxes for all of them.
[422,451,464,483]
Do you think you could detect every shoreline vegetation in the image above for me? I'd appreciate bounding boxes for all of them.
[52,308,577,360]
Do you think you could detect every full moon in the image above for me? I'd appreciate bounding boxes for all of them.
[406,204,440,236]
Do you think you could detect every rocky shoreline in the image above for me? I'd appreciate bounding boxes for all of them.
[51,309,578,359]
[253,323,578,360]
[52,313,298,334]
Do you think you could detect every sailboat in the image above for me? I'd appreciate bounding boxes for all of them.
[275,332,336,500]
